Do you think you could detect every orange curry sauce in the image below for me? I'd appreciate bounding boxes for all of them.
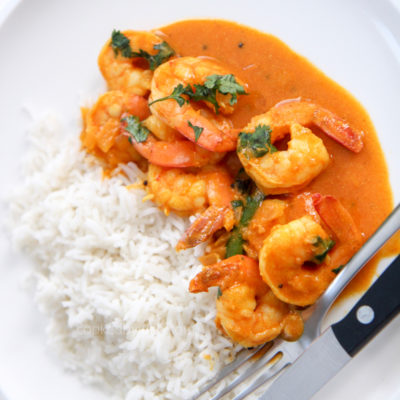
[159,19,399,300]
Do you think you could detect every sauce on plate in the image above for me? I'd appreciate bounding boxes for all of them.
[160,19,399,299]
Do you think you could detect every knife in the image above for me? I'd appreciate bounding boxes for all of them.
[258,254,400,400]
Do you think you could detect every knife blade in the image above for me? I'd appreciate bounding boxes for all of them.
[258,255,400,400]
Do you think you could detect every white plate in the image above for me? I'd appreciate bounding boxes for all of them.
[0,0,399,399]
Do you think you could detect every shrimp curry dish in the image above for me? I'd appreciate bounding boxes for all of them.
[80,20,394,348]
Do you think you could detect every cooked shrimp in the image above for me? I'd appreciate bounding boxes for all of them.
[242,199,288,259]
[259,196,362,306]
[237,98,364,195]
[142,114,182,142]
[127,115,225,168]
[150,56,246,152]
[147,164,235,217]
[238,122,330,195]
[98,30,167,96]
[81,90,150,167]
[244,98,364,152]
[189,255,304,347]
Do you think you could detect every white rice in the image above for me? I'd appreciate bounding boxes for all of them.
[7,114,244,399]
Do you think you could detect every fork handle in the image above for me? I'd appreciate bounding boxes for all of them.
[331,255,400,356]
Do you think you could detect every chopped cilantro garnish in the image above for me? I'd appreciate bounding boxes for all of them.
[111,30,133,58]
[149,74,246,114]
[238,125,277,159]
[121,115,150,143]
[132,41,175,70]
[225,190,265,258]
[231,200,244,209]
[332,265,345,275]
[217,287,223,299]
[239,190,265,227]
[149,83,191,107]
[110,30,175,69]
[203,74,247,106]
[187,121,204,142]
[225,227,244,258]
[311,236,336,264]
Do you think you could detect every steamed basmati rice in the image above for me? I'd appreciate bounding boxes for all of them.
[7,114,244,399]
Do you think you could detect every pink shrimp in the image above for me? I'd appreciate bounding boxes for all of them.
[189,255,304,347]
[259,194,362,306]
[150,56,246,152]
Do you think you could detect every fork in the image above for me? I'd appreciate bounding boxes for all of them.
[190,204,400,400]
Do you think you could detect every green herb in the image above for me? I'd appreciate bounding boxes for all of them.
[148,83,191,107]
[238,124,277,159]
[231,200,244,209]
[132,41,175,70]
[311,236,336,264]
[187,121,204,142]
[148,74,246,114]
[111,30,133,58]
[231,168,254,195]
[121,115,150,143]
[188,82,220,113]
[110,30,175,69]
[217,287,223,299]
[225,190,265,258]
[203,74,247,106]
[332,265,345,275]
[225,227,244,258]
[239,190,265,227]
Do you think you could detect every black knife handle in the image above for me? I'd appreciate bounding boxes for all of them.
[332,255,400,357]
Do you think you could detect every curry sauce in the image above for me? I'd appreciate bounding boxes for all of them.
[160,19,399,299]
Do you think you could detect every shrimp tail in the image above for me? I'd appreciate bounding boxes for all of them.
[176,205,232,251]
[312,108,364,153]
[189,263,241,293]
[312,194,362,245]
[189,255,263,293]
[272,98,364,153]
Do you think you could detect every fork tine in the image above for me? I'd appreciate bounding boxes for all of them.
[232,352,291,400]
[209,340,286,400]
[189,343,271,400]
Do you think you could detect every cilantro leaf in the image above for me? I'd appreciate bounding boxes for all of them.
[239,190,265,227]
[121,115,150,143]
[189,83,220,113]
[231,199,244,209]
[311,236,336,264]
[110,30,175,69]
[148,83,192,107]
[204,74,247,105]
[217,287,223,299]
[111,30,133,58]
[225,190,265,258]
[132,41,175,70]
[148,74,246,114]
[238,125,277,159]
[225,227,244,258]
[187,121,204,142]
